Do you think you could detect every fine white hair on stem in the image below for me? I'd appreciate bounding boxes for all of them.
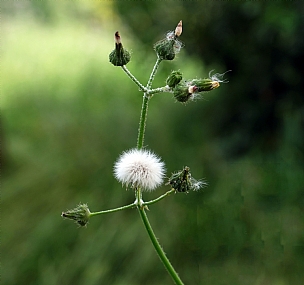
[209,70,231,83]
[114,149,166,191]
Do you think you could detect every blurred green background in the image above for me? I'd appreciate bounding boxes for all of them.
[2,1,304,285]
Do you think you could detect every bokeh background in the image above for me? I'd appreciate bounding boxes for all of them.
[2,1,304,285]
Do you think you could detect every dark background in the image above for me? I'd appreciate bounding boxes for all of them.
[2,1,304,284]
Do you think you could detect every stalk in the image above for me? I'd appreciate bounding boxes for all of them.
[135,57,185,284]
[137,207,184,285]
[89,203,135,217]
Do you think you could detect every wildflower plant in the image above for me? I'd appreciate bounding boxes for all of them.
[62,21,228,284]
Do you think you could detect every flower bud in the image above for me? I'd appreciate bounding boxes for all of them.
[62,203,91,227]
[109,31,131,66]
[167,166,205,193]
[154,39,176,60]
[166,70,183,88]
[173,81,198,103]
[190,78,220,92]
[172,83,190,103]
[154,21,183,60]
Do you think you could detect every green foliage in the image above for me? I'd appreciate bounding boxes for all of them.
[2,2,304,285]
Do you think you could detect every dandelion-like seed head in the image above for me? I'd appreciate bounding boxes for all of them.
[114,149,165,191]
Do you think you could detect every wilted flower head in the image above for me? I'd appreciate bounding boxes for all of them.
[167,166,207,193]
[114,149,165,191]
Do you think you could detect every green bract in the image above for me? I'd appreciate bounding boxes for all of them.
[154,39,176,60]
[166,70,183,88]
[109,43,131,66]
[61,204,91,227]
[173,82,191,103]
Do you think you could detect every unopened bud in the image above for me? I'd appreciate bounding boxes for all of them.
[166,70,183,88]
[62,203,91,227]
[154,21,183,60]
[191,78,220,92]
[154,39,176,60]
[173,82,191,103]
[109,31,131,66]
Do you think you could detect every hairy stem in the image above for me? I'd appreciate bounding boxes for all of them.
[136,56,184,284]
[137,57,163,150]
[89,203,135,217]
[146,57,162,89]
[147,86,171,96]
[121,65,147,92]
[137,94,149,150]
[143,189,176,206]
[137,207,184,285]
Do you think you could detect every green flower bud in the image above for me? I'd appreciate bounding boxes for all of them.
[109,31,131,66]
[166,70,183,88]
[62,203,91,227]
[167,166,205,193]
[173,81,198,103]
[154,39,176,60]
[154,21,183,60]
[190,78,220,92]
[173,82,189,103]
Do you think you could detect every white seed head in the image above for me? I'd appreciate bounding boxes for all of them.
[114,149,165,191]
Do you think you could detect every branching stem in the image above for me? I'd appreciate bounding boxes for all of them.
[121,65,148,92]
[143,189,176,206]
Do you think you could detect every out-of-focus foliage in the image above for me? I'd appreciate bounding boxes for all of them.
[2,1,304,285]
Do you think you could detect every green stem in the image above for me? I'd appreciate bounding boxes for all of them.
[137,94,149,150]
[121,65,148,92]
[136,57,163,150]
[146,57,162,89]
[147,86,171,96]
[137,207,184,285]
[135,56,184,284]
[143,189,176,206]
[89,203,135,217]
